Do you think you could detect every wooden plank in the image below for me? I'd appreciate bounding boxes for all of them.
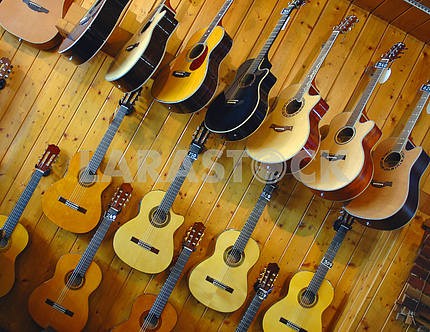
[392,7,430,33]
[373,0,412,22]
[353,0,386,11]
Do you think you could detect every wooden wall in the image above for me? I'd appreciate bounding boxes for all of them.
[0,0,429,331]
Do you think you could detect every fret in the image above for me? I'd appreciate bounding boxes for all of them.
[198,0,234,45]
[236,293,265,332]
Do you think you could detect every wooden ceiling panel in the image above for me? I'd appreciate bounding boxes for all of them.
[393,7,430,31]
[352,0,385,11]
[373,0,411,21]
[409,18,430,42]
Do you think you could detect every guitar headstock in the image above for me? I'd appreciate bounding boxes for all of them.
[183,222,206,251]
[119,88,142,114]
[334,15,358,33]
[288,0,307,10]
[375,42,406,69]
[0,57,12,90]
[255,263,280,298]
[36,144,60,176]
[108,183,133,215]
[189,123,210,157]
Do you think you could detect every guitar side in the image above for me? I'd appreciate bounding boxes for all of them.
[263,271,334,332]
[188,229,260,313]
[113,190,184,274]
[28,254,102,332]
[41,151,111,233]
[0,217,28,297]
[112,294,177,332]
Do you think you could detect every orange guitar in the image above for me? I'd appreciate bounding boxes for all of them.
[41,91,139,233]
[112,222,205,332]
[0,144,59,297]
[28,183,132,332]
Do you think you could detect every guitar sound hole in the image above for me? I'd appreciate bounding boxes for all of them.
[149,207,170,228]
[298,288,317,308]
[78,168,96,187]
[240,73,255,88]
[335,126,355,144]
[188,44,205,60]
[65,271,84,290]
[140,311,160,330]
[381,151,404,170]
[0,236,10,250]
[224,247,244,267]
[282,99,303,116]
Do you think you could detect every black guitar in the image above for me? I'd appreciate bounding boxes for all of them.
[204,0,306,141]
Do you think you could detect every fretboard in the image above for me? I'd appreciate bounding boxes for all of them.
[295,31,340,101]
[198,0,234,44]
[393,88,430,153]
[87,104,129,174]
[2,169,44,238]
[235,290,265,332]
[146,247,193,320]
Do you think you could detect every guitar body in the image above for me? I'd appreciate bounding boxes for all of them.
[188,229,260,312]
[41,151,111,233]
[204,58,277,141]
[112,294,177,331]
[151,25,233,113]
[263,271,334,332]
[113,190,184,274]
[246,83,328,168]
[105,5,178,92]
[0,0,72,49]
[0,217,29,297]
[346,138,430,230]
[58,0,130,65]
[28,254,102,332]
[297,112,381,201]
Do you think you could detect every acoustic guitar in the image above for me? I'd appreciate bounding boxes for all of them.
[188,168,279,313]
[0,0,72,49]
[151,0,234,113]
[262,211,353,332]
[113,124,209,274]
[236,263,279,332]
[345,81,430,230]
[28,183,132,332]
[105,0,178,92]
[41,91,139,233]
[204,0,306,141]
[58,0,131,65]
[246,15,358,168]
[112,222,205,332]
[0,57,12,90]
[0,144,59,298]
[295,42,406,201]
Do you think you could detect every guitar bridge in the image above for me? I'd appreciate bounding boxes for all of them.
[173,71,191,78]
[206,276,234,293]
[269,124,293,132]
[226,99,239,105]
[58,197,87,214]
[279,317,307,332]
[371,180,392,188]
[130,236,159,254]
[321,152,346,161]
[45,299,74,317]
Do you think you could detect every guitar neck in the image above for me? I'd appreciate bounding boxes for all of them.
[296,30,340,101]
[235,291,265,332]
[198,0,234,44]
[146,247,193,320]
[2,169,44,238]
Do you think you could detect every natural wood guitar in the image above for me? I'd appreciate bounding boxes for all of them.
[295,43,406,201]
[263,211,353,332]
[188,180,277,312]
[246,16,358,168]
[0,57,12,90]
[113,124,209,273]
[105,0,178,92]
[28,184,132,332]
[0,0,72,49]
[204,0,306,141]
[0,144,59,297]
[58,0,131,65]
[345,81,430,230]
[113,222,205,331]
[41,91,139,233]
[151,0,234,113]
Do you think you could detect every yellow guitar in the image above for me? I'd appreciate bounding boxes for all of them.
[28,184,132,331]
[41,91,139,233]
[0,144,59,297]
[151,0,234,113]
[188,181,277,312]
[262,211,353,332]
[113,125,209,274]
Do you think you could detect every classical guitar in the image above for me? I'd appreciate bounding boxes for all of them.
[236,263,279,332]
[113,124,210,273]
[188,173,278,313]
[345,81,430,230]
[0,0,72,49]
[204,0,306,141]
[58,0,131,65]
[296,42,406,201]
[112,222,205,332]
[42,91,139,233]
[28,183,132,332]
[151,0,234,113]
[0,144,59,297]
[262,211,354,332]
[105,0,178,92]
[246,15,358,168]
[0,57,12,90]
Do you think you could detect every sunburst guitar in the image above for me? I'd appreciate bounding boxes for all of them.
[28,183,132,332]
[0,144,59,297]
